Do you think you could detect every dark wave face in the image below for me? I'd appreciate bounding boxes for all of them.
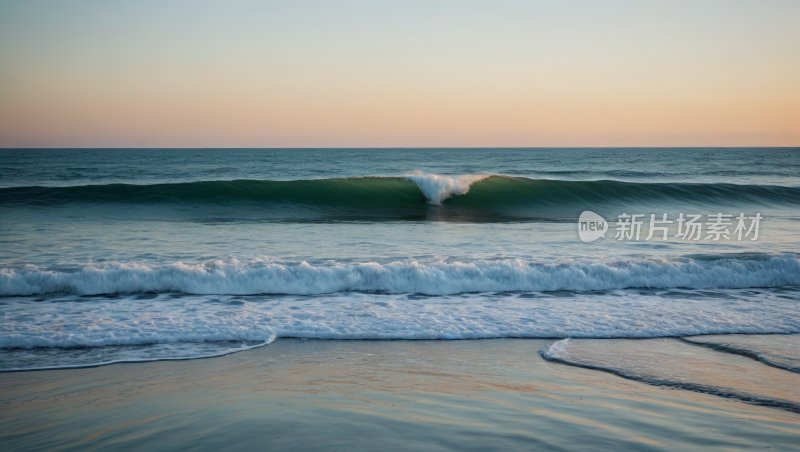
[0,178,427,207]
[2,176,799,221]
[443,177,800,208]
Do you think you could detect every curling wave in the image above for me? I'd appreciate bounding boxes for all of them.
[2,175,799,210]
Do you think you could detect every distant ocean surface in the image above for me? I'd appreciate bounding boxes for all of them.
[1,148,799,371]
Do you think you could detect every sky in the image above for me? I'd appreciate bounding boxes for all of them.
[0,0,798,148]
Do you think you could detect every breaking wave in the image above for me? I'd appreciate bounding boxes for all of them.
[2,255,799,296]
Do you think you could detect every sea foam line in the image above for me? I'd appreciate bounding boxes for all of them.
[0,339,274,372]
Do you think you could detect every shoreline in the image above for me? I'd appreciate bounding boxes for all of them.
[2,338,799,451]
[1,331,799,373]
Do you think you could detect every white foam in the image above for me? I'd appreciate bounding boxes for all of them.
[404,171,489,205]
[2,255,798,296]
[2,287,799,352]
[541,339,571,360]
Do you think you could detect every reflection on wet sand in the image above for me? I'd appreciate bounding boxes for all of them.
[542,337,800,413]
[682,334,800,373]
[1,339,799,451]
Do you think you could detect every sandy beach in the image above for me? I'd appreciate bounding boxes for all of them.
[2,338,799,451]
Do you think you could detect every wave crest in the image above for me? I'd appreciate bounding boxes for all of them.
[404,171,488,205]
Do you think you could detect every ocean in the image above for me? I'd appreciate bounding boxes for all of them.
[1,148,799,393]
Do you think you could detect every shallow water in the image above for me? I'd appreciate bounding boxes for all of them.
[541,336,800,413]
[682,334,800,373]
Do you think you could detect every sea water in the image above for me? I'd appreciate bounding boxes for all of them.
[1,148,798,386]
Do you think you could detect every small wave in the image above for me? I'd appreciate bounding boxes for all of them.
[2,255,799,296]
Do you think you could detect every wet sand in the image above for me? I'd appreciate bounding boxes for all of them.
[543,337,800,412]
[1,339,799,451]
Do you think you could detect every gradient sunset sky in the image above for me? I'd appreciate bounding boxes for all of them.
[1,0,798,148]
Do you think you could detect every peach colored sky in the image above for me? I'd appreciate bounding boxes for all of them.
[1,0,798,148]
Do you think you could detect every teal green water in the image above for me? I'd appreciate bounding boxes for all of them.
[0,148,799,376]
